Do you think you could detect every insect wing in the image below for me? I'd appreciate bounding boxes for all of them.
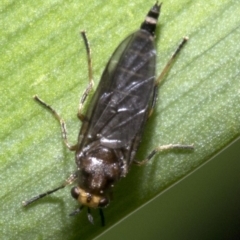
[85,29,156,148]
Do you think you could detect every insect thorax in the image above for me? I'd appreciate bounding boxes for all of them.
[72,146,122,208]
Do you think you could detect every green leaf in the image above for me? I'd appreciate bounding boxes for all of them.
[0,0,239,239]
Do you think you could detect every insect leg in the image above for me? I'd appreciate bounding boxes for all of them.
[77,31,94,122]
[134,143,194,166]
[149,37,189,117]
[156,37,188,86]
[34,95,77,151]
[22,172,78,206]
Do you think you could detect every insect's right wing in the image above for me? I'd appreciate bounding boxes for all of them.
[83,30,156,148]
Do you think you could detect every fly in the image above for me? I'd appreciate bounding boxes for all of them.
[23,2,194,226]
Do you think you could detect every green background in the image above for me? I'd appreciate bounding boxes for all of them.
[1,0,239,239]
[96,138,240,239]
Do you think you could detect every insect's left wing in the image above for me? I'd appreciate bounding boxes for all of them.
[85,30,156,148]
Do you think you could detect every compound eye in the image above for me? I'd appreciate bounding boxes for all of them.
[98,197,109,208]
[71,186,79,200]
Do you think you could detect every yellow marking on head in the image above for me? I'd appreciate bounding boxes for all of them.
[77,187,101,208]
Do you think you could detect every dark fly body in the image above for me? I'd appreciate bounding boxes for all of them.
[23,3,193,226]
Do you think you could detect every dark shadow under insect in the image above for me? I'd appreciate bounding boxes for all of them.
[22,2,193,226]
